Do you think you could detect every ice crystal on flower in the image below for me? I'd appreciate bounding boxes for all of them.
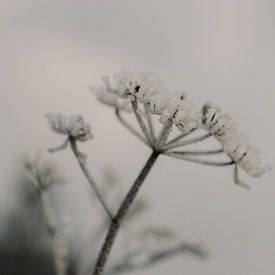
[160,94,201,134]
[224,137,271,177]
[92,85,132,111]
[45,113,93,142]
[202,104,271,177]
[202,104,239,143]
[100,71,168,104]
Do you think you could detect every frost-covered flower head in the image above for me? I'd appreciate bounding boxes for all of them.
[92,85,132,111]
[101,71,168,105]
[45,113,93,142]
[223,137,271,177]
[202,104,271,177]
[99,71,169,115]
[23,147,63,189]
[160,93,201,134]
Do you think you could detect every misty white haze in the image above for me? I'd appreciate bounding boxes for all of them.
[0,1,274,274]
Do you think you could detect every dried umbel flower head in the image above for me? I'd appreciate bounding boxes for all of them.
[93,70,270,188]
[96,71,201,133]
[23,147,63,190]
[45,113,93,142]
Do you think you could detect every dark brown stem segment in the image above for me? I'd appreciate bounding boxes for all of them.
[92,150,160,275]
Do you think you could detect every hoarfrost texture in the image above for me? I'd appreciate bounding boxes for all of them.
[43,70,270,275]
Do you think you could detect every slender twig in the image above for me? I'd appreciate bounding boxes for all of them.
[132,101,154,146]
[233,164,250,190]
[156,120,173,149]
[69,137,113,220]
[163,133,212,151]
[167,148,223,155]
[166,128,197,145]
[48,138,69,153]
[115,109,149,145]
[92,151,160,275]
[107,241,207,275]
[144,104,156,142]
[166,152,234,166]
[40,191,67,275]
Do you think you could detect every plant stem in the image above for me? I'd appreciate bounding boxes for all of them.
[163,133,212,151]
[115,109,149,145]
[92,150,160,275]
[132,101,154,146]
[69,137,113,220]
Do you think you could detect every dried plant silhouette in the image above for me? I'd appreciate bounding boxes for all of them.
[45,71,270,275]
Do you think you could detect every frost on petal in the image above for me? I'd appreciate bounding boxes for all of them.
[45,113,70,135]
[93,85,132,111]
[202,104,271,177]
[223,137,271,177]
[159,94,201,134]
[45,113,93,142]
[146,91,170,115]
[202,104,240,144]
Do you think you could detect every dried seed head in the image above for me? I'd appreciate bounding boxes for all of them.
[45,113,93,142]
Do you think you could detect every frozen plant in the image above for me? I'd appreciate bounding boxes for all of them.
[23,148,72,275]
[46,70,271,275]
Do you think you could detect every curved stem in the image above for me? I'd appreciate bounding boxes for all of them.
[69,137,113,220]
[166,152,234,166]
[167,148,223,155]
[92,151,160,275]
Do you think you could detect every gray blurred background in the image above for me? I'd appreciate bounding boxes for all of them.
[0,0,274,274]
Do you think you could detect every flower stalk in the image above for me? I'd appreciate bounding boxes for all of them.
[92,150,160,275]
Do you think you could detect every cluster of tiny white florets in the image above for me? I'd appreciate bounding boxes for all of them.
[202,104,271,177]
[45,113,93,142]
[93,71,270,178]
[93,71,201,134]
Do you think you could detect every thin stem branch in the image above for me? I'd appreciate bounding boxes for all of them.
[92,151,160,275]
[144,104,156,142]
[163,133,212,151]
[115,109,149,145]
[166,129,197,146]
[40,191,67,275]
[156,120,173,149]
[48,138,69,153]
[69,137,113,220]
[166,152,234,166]
[233,164,250,190]
[167,148,223,155]
[132,101,154,146]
